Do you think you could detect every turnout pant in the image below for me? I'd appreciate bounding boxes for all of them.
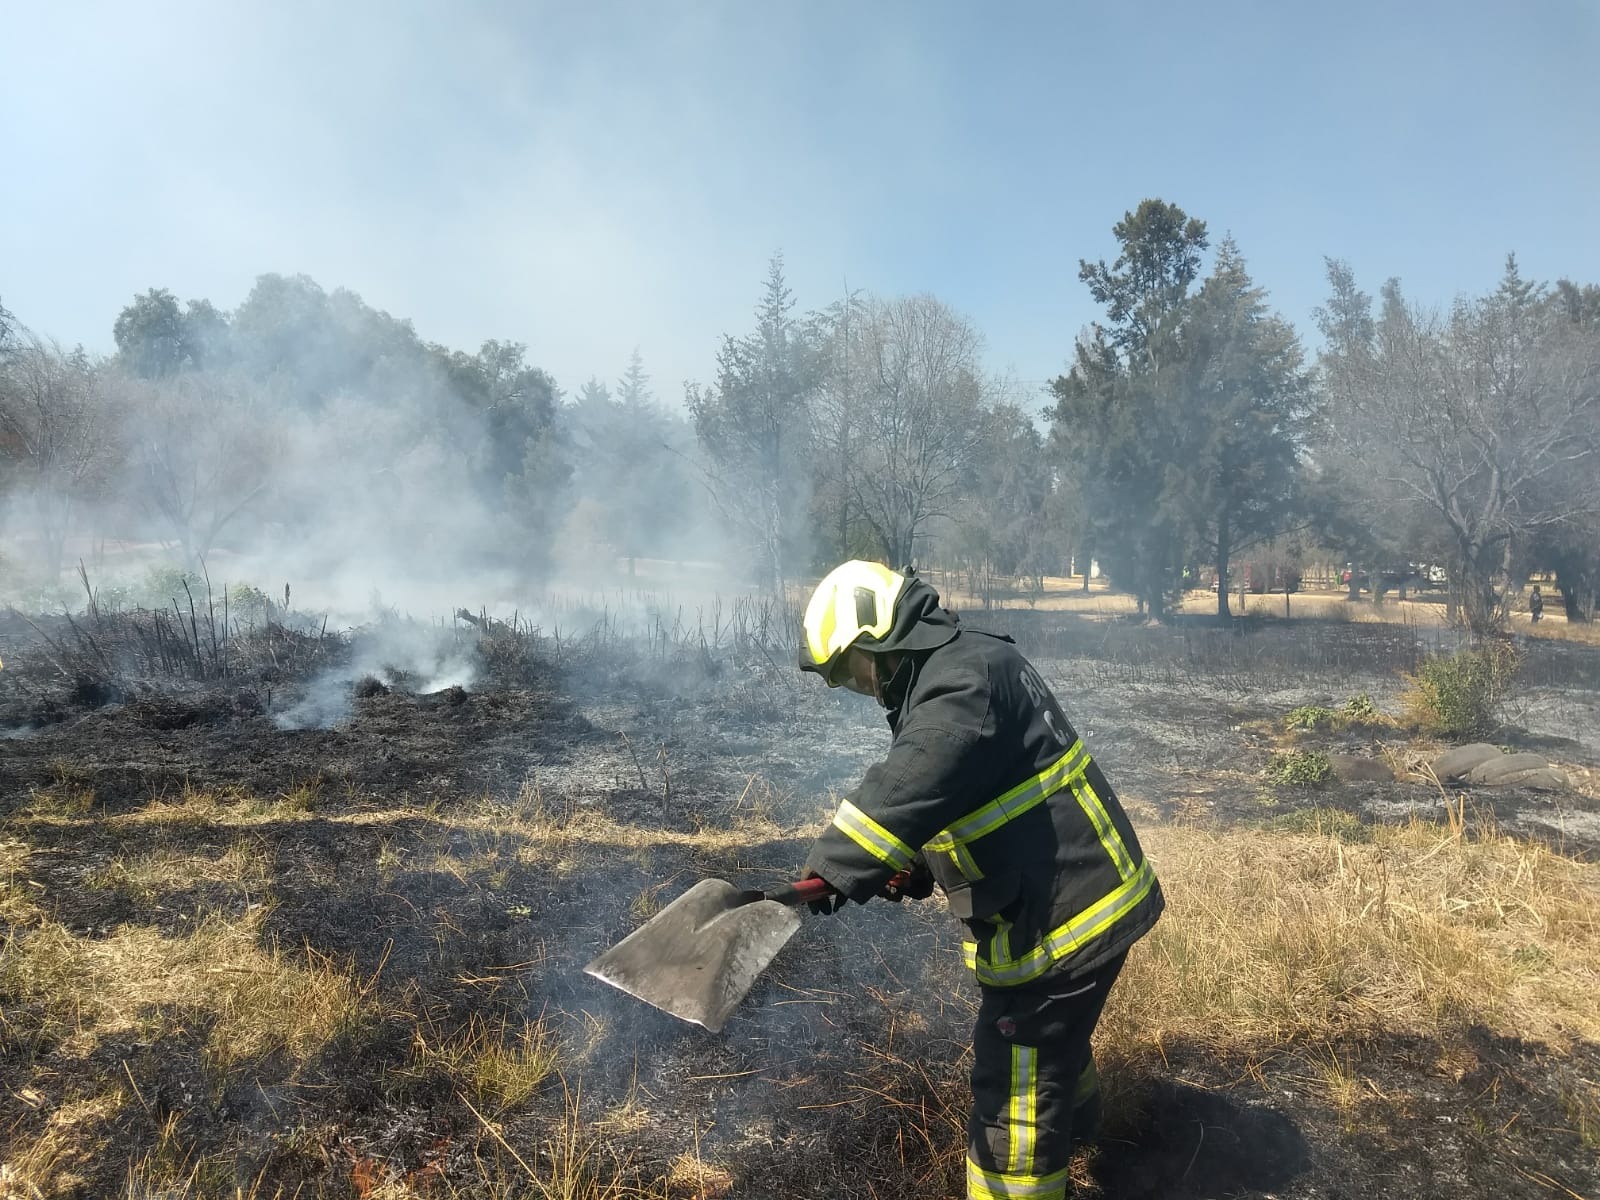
[966,953,1125,1200]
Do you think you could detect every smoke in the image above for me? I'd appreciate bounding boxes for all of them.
[273,618,477,730]
[0,272,766,633]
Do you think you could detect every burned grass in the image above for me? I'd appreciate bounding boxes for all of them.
[2,613,1600,1197]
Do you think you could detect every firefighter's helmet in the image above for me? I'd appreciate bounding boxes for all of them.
[800,560,906,686]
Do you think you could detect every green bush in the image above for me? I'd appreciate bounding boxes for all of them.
[1342,693,1382,724]
[1286,705,1339,732]
[228,583,273,624]
[1285,694,1387,734]
[1401,642,1521,741]
[139,564,201,609]
[1266,750,1334,787]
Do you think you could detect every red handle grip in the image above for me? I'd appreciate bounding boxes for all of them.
[763,870,911,907]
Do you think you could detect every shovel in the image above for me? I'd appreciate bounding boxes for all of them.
[585,872,906,1033]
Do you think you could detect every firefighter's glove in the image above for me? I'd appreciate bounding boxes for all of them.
[799,868,847,915]
[880,856,935,903]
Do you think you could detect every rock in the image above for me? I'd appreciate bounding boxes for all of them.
[1431,743,1502,782]
[1467,753,1551,785]
[1482,767,1569,791]
[1327,754,1395,783]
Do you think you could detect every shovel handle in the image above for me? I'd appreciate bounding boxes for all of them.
[764,870,912,907]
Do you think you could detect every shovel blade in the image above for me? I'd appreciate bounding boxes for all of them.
[584,879,801,1032]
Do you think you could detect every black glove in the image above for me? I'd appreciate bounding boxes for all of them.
[880,856,935,903]
[800,868,847,915]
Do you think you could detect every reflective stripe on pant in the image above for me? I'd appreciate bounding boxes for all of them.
[966,953,1125,1200]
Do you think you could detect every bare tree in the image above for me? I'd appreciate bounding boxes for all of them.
[110,369,279,566]
[0,335,118,582]
[827,294,988,568]
[1319,257,1600,633]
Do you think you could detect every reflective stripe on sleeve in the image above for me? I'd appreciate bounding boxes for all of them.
[967,1158,1070,1200]
[831,799,915,870]
[1070,776,1138,883]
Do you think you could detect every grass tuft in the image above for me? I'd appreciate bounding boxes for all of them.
[0,905,370,1070]
[407,1013,561,1112]
[88,840,272,902]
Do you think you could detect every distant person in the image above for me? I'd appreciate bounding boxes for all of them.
[797,561,1163,1200]
[1530,585,1544,624]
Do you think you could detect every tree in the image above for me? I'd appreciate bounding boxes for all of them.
[687,255,818,591]
[112,369,278,566]
[1177,239,1313,618]
[433,339,568,559]
[1050,200,1211,618]
[1316,256,1600,634]
[827,294,988,567]
[113,288,186,377]
[180,298,232,370]
[1079,199,1209,363]
[949,400,1060,603]
[805,289,874,566]
[565,353,694,576]
[0,336,117,581]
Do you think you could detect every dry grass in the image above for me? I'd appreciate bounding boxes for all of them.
[1,1090,127,1196]
[444,1083,676,1200]
[0,836,42,926]
[934,571,1600,646]
[0,904,372,1070]
[22,761,97,817]
[1101,818,1600,1058]
[8,753,1599,1196]
[1522,614,1600,646]
[406,1012,562,1112]
[87,838,272,901]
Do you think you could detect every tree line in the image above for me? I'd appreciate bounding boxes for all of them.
[1,198,1596,631]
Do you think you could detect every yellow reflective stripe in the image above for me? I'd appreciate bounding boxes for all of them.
[969,861,1157,987]
[954,841,984,880]
[832,799,914,870]
[940,743,1088,847]
[1007,1045,1038,1175]
[966,1157,1070,1200]
[1070,776,1138,883]
[992,917,1013,966]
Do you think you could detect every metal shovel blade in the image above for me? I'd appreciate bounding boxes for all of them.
[584,879,801,1033]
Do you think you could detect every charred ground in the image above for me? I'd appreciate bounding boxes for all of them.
[1,605,1597,1199]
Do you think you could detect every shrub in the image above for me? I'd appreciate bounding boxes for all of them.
[1267,750,1334,786]
[1285,694,1387,735]
[138,564,201,609]
[227,582,273,624]
[1342,693,1382,724]
[1286,705,1338,732]
[1400,642,1521,740]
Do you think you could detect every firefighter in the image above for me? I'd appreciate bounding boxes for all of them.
[1530,585,1544,624]
[797,561,1163,1200]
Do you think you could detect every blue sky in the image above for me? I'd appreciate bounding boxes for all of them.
[2,1,1596,406]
